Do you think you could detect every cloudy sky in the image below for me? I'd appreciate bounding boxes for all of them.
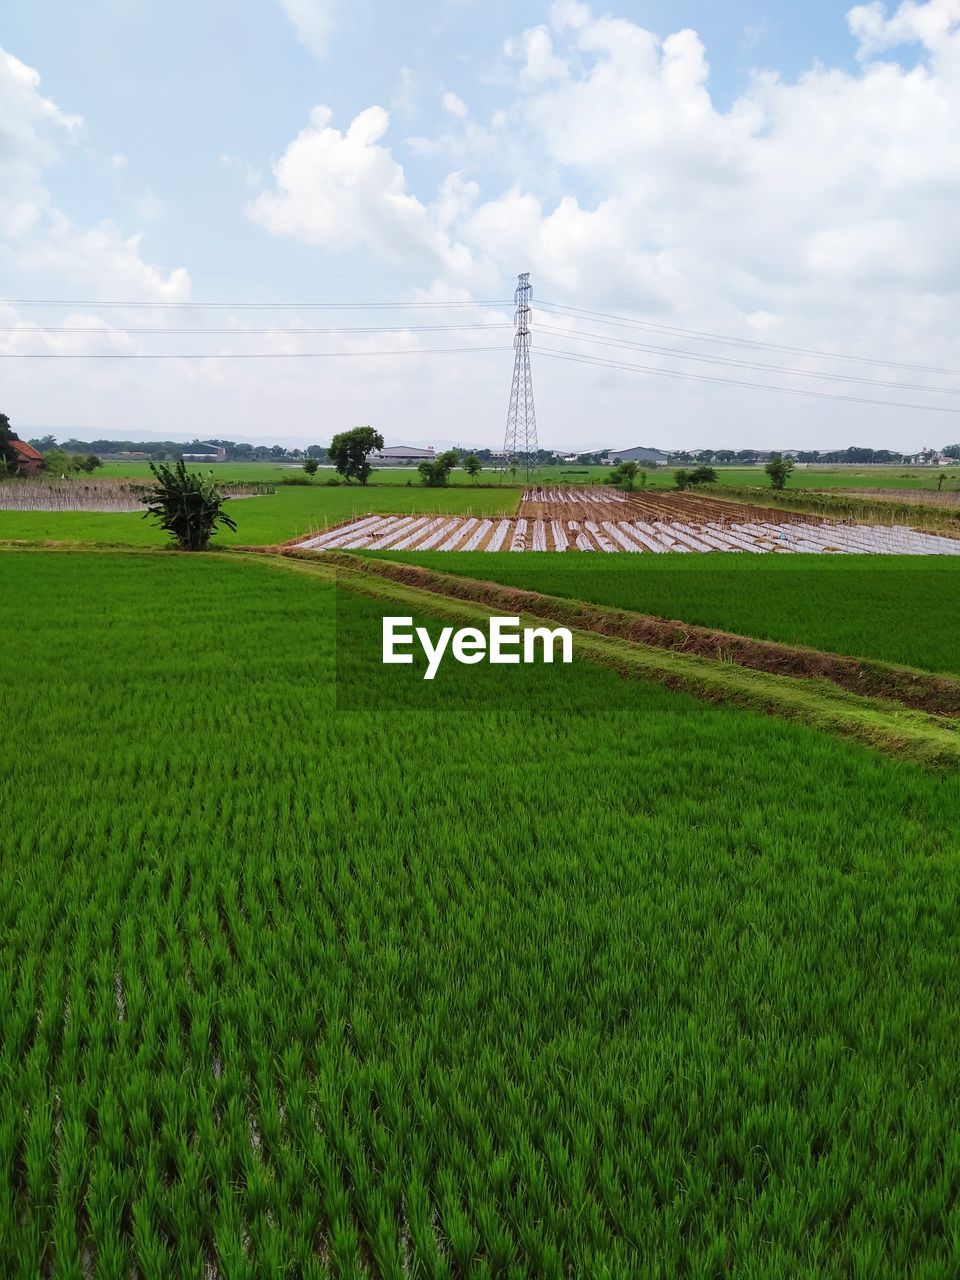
[2,0,960,451]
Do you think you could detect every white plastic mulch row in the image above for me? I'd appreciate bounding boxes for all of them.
[294,516,960,554]
[297,514,384,549]
[485,520,512,552]
[522,487,628,505]
[462,519,493,551]
[438,518,478,551]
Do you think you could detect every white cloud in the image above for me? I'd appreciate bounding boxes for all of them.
[247,1,960,448]
[249,105,477,272]
[441,91,469,118]
[392,66,419,118]
[0,45,189,302]
[848,0,960,58]
[278,0,336,59]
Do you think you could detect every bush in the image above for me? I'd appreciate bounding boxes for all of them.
[140,461,237,550]
[418,450,459,487]
[609,461,640,490]
[765,454,795,491]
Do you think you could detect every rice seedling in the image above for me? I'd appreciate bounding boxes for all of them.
[376,551,960,676]
[4,548,960,1277]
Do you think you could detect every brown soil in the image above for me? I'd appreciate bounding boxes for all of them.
[837,488,960,508]
[299,549,960,716]
[519,486,828,525]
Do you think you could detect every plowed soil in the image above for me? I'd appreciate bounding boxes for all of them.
[519,486,824,525]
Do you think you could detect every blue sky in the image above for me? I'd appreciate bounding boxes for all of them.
[2,0,958,451]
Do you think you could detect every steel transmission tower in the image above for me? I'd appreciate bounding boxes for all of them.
[500,272,539,484]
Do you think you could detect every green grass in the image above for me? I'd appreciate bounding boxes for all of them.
[3,547,960,1275]
[0,483,517,548]
[706,467,960,491]
[374,551,960,676]
[98,460,518,488]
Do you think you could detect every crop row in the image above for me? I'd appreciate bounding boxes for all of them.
[297,514,960,555]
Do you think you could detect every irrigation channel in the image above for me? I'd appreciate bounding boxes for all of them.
[296,488,960,555]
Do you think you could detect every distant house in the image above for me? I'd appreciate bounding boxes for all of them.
[370,445,436,465]
[9,440,43,474]
[604,446,669,465]
[904,449,953,466]
[182,443,227,461]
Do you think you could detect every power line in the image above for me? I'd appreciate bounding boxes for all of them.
[536,324,960,397]
[0,344,512,359]
[0,322,511,335]
[536,345,960,414]
[538,300,960,377]
[0,297,512,310]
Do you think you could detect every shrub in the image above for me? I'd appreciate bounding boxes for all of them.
[765,455,795,491]
[418,450,459,487]
[140,461,237,550]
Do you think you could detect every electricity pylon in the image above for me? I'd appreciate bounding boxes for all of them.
[500,272,539,485]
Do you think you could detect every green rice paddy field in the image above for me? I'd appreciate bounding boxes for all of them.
[4,547,960,1277]
[0,485,516,548]
[93,461,960,492]
[378,553,960,676]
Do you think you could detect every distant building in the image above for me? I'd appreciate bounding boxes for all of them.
[371,445,436,465]
[604,446,669,465]
[181,443,227,461]
[904,449,954,466]
[9,440,43,474]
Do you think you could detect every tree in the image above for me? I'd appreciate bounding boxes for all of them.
[674,468,690,490]
[329,426,384,485]
[610,460,640,489]
[43,449,77,476]
[943,445,960,460]
[688,466,717,486]
[418,450,459,487]
[0,412,19,467]
[765,454,795,491]
[303,457,320,476]
[463,454,482,484]
[78,454,102,473]
[140,460,237,550]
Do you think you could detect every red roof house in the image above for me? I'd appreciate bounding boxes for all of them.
[9,440,43,474]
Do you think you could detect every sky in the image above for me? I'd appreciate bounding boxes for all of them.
[2,0,960,452]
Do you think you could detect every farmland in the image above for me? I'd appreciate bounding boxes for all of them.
[4,547,960,1277]
[376,550,960,676]
[303,488,960,556]
[0,482,516,548]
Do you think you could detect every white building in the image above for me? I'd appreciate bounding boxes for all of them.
[371,445,436,465]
